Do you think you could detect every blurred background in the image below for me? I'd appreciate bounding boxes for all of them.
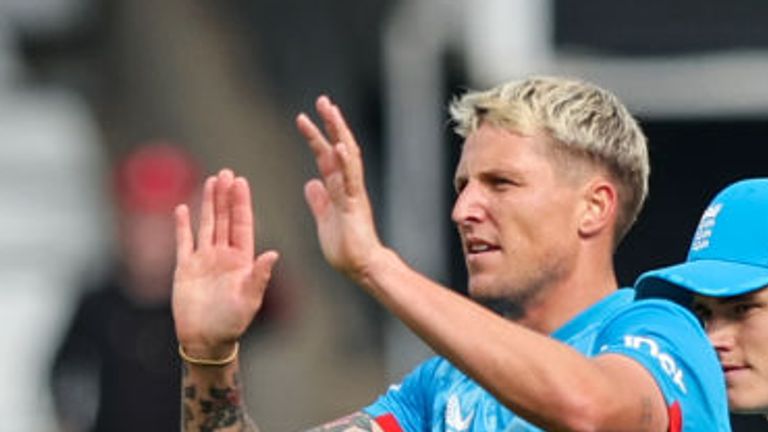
[1,0,767,430]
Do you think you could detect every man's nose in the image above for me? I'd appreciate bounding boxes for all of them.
[706,318,736,353]
[451,183,485,226]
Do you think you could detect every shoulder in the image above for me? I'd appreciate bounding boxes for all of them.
[603,297,703,336]
[596,297,715,365]
[609,301,730,429]
[595,297,729,426]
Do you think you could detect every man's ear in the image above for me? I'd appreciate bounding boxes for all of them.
[578,178,618,239]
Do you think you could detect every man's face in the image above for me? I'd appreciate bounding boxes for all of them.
[693,288,768,413]
[119,212,177,290]
[451,123,584,307]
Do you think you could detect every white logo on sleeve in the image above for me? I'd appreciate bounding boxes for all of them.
[445,394,474,431]
[623,335,687,394]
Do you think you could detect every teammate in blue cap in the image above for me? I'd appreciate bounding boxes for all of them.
[637,178,768,416]
[174,77,730,431]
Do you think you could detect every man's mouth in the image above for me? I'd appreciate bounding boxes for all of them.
[722,363,748,376]
[466,239,501,255]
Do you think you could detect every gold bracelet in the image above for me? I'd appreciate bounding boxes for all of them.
[178,342,239,366]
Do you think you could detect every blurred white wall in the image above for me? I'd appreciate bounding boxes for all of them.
[0,3,107,429]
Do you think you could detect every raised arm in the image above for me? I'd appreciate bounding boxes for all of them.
[174,169,385,432]
[173,169,277,431]
[296,96,670,431]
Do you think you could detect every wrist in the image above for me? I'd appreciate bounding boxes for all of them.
[178,339,239,362]
[179,341,239,367]
[356,247,399,292]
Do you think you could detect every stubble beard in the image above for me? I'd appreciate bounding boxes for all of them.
[472,279,549,321]
[469,258,568,322]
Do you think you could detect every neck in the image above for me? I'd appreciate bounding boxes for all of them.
[514,250,618,334]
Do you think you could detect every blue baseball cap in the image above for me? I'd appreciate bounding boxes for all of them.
[636,178,768,302]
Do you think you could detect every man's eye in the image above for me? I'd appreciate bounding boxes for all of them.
[490,177,514,188]
[692,304,711,323]
[733,303,758,316]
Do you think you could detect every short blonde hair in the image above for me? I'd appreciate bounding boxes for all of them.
[450,76,649,246]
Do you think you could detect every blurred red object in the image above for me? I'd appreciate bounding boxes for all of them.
[113,142,201,213]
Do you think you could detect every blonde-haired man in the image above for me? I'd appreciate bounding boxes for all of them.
[174,76,730,431]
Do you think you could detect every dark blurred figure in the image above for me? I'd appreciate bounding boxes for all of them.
[731,414,768,431]
[51,143,201,432]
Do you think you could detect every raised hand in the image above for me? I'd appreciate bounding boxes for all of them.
[172,169,279,359]
[297,96,385,283]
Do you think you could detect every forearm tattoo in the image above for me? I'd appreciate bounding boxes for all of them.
[182,363,260,432]
[306,412,382,432]
[182,364,379,432]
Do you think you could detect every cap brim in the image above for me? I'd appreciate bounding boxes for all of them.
[636,259,768,302]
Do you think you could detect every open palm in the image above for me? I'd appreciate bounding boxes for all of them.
[173,169,278,357]
[297,96,384,282]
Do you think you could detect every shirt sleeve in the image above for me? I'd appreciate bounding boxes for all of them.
[363,357,443,432]
[595,299,731,432]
